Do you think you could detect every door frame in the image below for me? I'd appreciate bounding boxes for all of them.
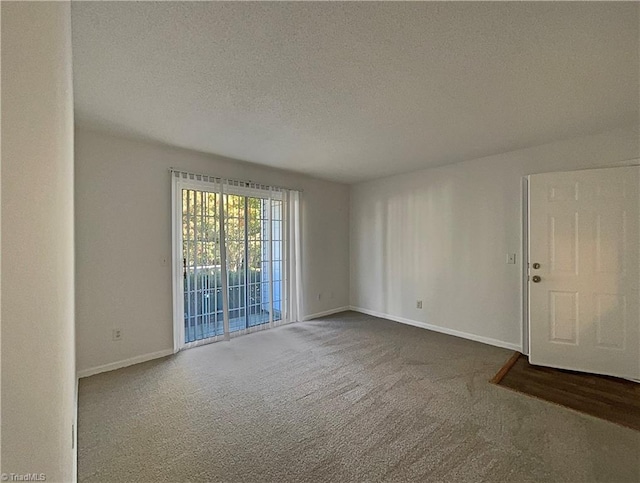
[521,176,529,356]
[521,160,640,363]
[171,174,287,353]
[171,173,183,353]
[171,176,228,352]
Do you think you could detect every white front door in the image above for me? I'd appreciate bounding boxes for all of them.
[528,166,639,379]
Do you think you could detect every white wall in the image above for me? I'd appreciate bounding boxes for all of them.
[75,128,350,375]
[350,124,640,349]
[1,2,76,481]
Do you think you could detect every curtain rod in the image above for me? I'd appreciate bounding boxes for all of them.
[169,167,303,193]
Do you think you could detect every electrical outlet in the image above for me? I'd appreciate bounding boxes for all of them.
[416,300,423,309]
[112,328,122,341]
[507,253,517,264]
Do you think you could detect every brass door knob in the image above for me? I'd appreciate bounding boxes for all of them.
[532,275,541,283]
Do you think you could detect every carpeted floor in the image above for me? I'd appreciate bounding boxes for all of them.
[78,311,640,482]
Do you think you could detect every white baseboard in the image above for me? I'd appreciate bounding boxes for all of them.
[349,306,522,352]
[78,309,347,378]
[73,376,78,482]
[302,306,350,321]
[77,307,519,377]
[77,348,174,378]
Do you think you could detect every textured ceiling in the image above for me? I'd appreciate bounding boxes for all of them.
[71,2,639,183]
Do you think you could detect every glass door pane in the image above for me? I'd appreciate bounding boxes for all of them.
[248,197,270,327]
[224,194,247,333]
[182,189,223,343]
[271,199,283,322]
[180,186,285,345]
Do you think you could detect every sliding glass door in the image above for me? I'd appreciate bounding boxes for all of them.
[182,188,224,342]
[179,184,284,345]
[223,194,283,333]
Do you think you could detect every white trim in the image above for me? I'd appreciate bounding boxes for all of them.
[521,176,530,356]
[73,377,78,482]
[302,306,350,321]
[349,306,522,352]
[77,349,174,379]
[267,193,274,329]
[219,182,230,341]
[171,174,184,353]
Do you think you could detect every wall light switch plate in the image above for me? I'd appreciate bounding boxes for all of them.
[507,253,517,264]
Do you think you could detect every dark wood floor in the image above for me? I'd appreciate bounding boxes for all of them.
[494,353,640,431]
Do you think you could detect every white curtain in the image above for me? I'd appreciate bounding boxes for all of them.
[283,189,303,323]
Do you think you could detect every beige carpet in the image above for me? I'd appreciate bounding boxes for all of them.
[78,311,640,482]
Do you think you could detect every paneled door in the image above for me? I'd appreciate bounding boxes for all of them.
[528,166,639,379]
